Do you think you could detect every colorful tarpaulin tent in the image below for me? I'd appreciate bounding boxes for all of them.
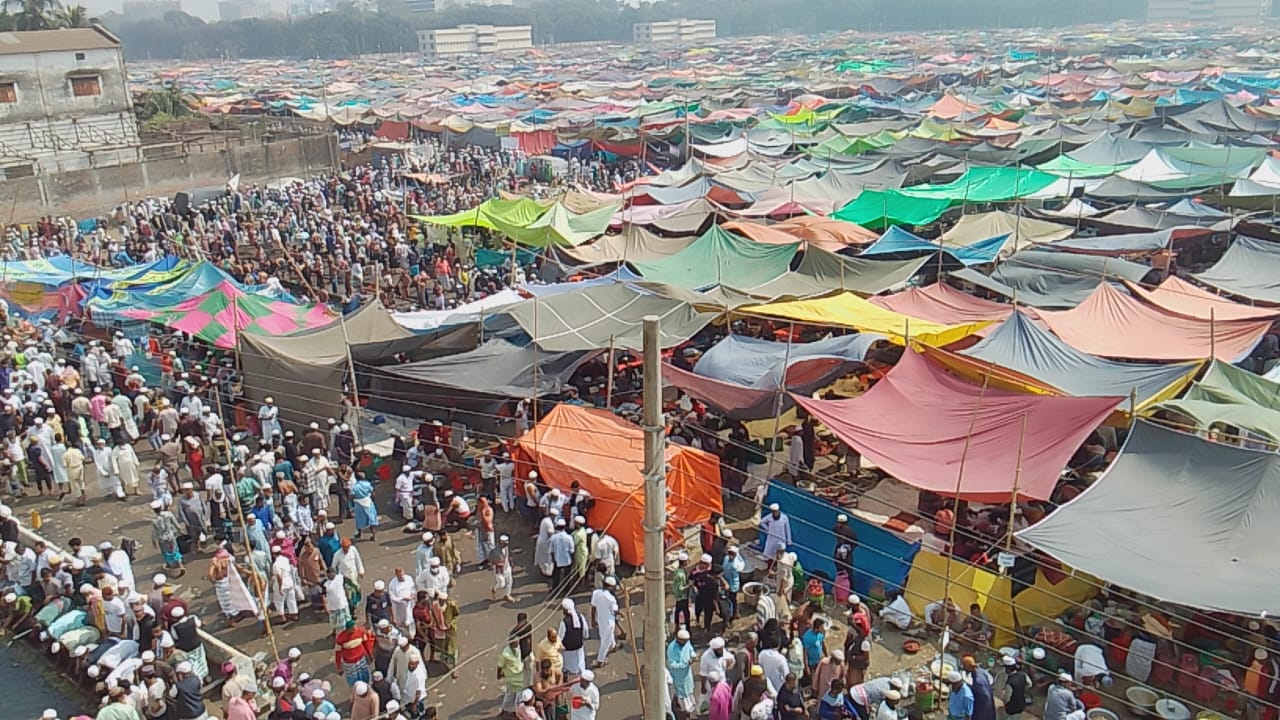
[693,333,882,389]
[742,292,989,346]
[722,217,879,253]
[949,249,1152,308]
[869,282,1013,325]
[487,201,621,247]
[734,247,930,299]
[1036,283,1272,361]
[1123,276,1280,321]
[559,227,698,265]
[1157,360,1280,441]
[631,225,799,290]
[1018,420,1280,616]
[1194,236,1280,304]
[934,310,1201,412]
[794,349,1122,502]
[413,197,548,232]
[832,189,951,229]
[938,211,1073,257]
[859,226,1006,265]
[121,280,335,349]
[514,404,722,565]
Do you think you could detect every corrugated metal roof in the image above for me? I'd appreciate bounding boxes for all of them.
[0,27,120,56]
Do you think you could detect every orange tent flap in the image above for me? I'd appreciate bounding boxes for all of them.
[514,404,722,565]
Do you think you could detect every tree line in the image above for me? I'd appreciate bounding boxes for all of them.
[99,0,1147,61]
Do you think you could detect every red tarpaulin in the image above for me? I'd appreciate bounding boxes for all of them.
[794,349,1121,502]
[870,282,1015,325]
[375,120,409,141]
[1037,282,1273,361]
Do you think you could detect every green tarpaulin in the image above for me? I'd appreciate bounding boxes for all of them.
[632,225,799,290]
[899,167,1059,203]
[413,197,548,232]
[831,189,952,229]
[1159,360,1280,441]
[487,201,620,247]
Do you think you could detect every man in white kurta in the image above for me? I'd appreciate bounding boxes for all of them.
[590,578,620,667]
[758,503,793,560]
[92,439,121,498]
[271,549,299,618]
[257,399,280,442]
[387,568,416,639]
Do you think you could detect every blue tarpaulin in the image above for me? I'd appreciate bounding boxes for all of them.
[763,480,920,595]
[860,226,1006,266]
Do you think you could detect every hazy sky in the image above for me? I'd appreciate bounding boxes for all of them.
[88,0,242,22]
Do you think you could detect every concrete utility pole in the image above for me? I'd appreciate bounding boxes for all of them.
[641,315,668,720]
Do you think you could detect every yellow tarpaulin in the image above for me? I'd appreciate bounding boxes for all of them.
[902,549,1101,647]
[740,292,989,347]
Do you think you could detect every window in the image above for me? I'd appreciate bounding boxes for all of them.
[0,82,15,104]
[74,52,86,61]
[70,76,100,97]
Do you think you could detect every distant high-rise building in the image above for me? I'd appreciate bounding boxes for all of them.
[418,24,531,57]
[120,0,183,20]
[218,0,275,20]
[1146,0,1271,23]
[632,18,715,45]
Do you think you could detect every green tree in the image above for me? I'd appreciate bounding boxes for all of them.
[1,0,62,30]
[53,3,90,27]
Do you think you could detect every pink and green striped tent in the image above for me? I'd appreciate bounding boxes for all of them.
[122,280,336,349]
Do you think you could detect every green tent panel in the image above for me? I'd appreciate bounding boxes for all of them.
[831,189,951,229]
[632,225,799,290]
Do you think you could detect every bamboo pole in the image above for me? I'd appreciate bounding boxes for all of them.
[213,382,280,663]
[765,322,797,483]
[622,578,647,718]
[605,334,616,409]
[935,372,991,682]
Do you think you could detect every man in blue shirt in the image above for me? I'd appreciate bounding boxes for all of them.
[947,670,974,720]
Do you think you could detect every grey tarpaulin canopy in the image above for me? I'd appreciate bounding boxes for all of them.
[959,310,1200,407]
[694,333,884,388]
[1194,236,1280,304]
[500,282,719,352]
[240,300,479,432]
[1018,420,1280,615]
[732,247,928,299]
[366,339,592,430]
[949,249,1152,308]
[558,226,698,266]
[665,333,885,420]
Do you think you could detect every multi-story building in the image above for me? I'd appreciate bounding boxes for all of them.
[217,0,275,20]
[632,18,715,45]
[1146,0,1271,24]
[418,24,532,57]
[0,26,140,175]
[119,0,184,21]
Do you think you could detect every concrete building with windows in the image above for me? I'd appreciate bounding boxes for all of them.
[632,18,715,45]
[1146,0,1271,23]
[0,26,140,176]
[417,24,532,57]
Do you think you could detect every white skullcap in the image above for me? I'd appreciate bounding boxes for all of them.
[848,594,860,606]
[708,669,722,683]
[397,636,410,647]
[402,465,411,472]
[836,514,848,522]
[324,522,335,530]
[373,580,386,591]
[99,541,112,550]
[354,681,369,695]
[604,576,617,587]
[385,701,400,713]
[41,710,57,719]
[528,471,538,479]
[946,671,963,683]
[1032,648,1046,660]
[886,690,902,701]
[520,688,534,702]
[700,553,712,564]
[1002,655,1017,666]
[769,503,780,511]
[429,557,441,567]
[377,619,390,628]
[141,651,155,662]
[288,647,301,660]
[677,629,691,640]
[677,551,689,561]
[271,676,286,689]
[73,646,89,658]
[709,637,725,649]
[150,499,163,509]
[311,688,325,699]
[1058,672,1074,683]
[153,574,166,585]
[889,677,904,690]
[176,661,193,674]
[49,642,61,654]
[832,649,845,661]
[86,665,100,678]
[171,606,185,618]
[581,669,595,682]
[561,598,575,611]
[422,532,433,541]
[434,448,443,456]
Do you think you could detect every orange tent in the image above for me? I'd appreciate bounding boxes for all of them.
[514,404,722,565]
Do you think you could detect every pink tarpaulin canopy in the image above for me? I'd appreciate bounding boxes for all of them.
[1037,283,1273,361]
[870,283,1015,325]
[1122,277,1280,322]
[794,349,1121,502]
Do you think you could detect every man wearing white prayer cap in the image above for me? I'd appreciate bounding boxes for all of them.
[759,502,792,568]
[558,597,589,676]
[570,667,600,720]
